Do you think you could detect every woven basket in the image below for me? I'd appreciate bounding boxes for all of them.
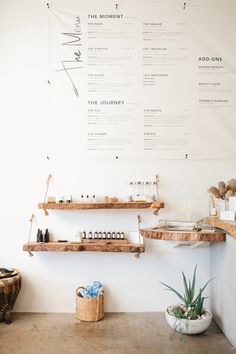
[76,286,104,322]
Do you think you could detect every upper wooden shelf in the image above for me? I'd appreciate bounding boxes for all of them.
[38,201,164,210]
[23,241,145,253]
[140,227,225,242]
[202,217,236,239]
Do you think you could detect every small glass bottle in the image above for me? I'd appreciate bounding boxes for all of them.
[88,231,93,239]
[145,182,150,200]
[58,196,64,203]
[128,182,134,201]
[81,230,86,239]
[112,231,116,239]
[107,231,111,239]
[102,231,107,239]
[98,231,102,239]
[209,196,217,216]
[134,181,145,200]
[66,195,72,203]
[44,229,50,243]
[94,231,98,239]
[37,229,43,243]
[151,181,156,201]
[139,181,143,199]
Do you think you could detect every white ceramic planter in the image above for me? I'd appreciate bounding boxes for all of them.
[165,307,212,334]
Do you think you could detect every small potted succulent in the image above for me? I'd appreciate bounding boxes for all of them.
[160,265,213,334]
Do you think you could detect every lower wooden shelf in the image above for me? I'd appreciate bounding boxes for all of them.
[202,217,236,239]
[140,228,225,242]
[38,201,164,210]
[23,241,145,253]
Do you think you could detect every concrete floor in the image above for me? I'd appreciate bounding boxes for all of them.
[0,313,235,354]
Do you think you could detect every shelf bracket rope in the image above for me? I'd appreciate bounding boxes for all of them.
[27,214,35,257]
[153,174,160,216]
[43,174,52,216]
[155,174,160,202]
[153,209,159,216]
[134,214,142,259]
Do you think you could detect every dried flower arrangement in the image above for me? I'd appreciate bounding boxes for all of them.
[207,178,236,200]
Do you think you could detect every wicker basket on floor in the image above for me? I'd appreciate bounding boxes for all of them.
[76,286,104,322]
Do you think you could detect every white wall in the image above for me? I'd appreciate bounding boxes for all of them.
[0,0,236,315]
[210,236,236,348]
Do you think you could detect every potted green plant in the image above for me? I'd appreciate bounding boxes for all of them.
[160,265,213,334]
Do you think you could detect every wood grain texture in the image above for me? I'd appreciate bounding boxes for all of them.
[140,228,225,242]
[38,202,164,210]
[23,242,145,253]
[202,217,236,239]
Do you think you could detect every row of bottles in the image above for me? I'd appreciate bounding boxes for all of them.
[47,176,160,204]
[36,229,50,243]
[128,181,159,202]
[35,229,128,243]
[81,230,126,241]
[58,195,97,203]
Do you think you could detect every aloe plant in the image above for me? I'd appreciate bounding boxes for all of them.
[160,265,213,319]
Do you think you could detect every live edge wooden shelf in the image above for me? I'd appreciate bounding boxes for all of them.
[202,217,236,239]
[23,242,145,253]
[140,228,226,242]
[38,201,164,211]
